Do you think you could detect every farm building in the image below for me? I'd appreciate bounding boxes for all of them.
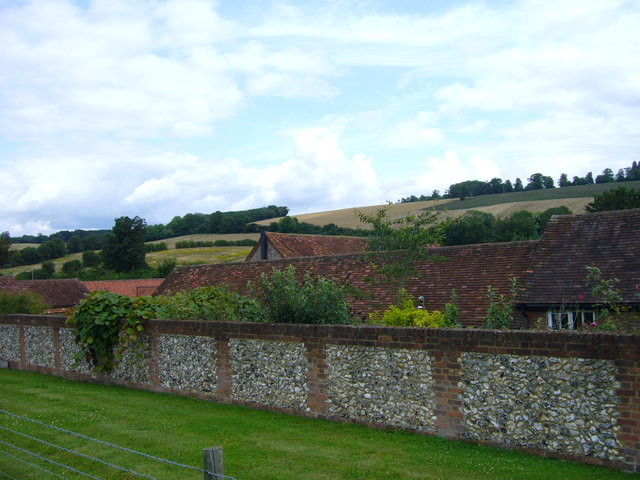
[245,230,368,261]
[158,208,640,329]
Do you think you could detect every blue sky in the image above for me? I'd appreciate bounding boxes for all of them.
[1,0,639,235]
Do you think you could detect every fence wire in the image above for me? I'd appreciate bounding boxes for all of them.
[0,409,238,480]
[0,439,98,479]
[1,448,68,479]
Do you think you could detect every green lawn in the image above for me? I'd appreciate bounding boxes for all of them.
[0,370,635,480]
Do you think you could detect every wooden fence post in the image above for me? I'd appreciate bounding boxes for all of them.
[203,446,224,479]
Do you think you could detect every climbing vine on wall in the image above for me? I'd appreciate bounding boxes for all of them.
[66,291,148,371]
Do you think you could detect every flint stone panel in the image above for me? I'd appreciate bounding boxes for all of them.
[460,353,621,461]
[25,326,54,367]
[230,338,308,410]
[158,334,217,392]
[108,333,150,384]
[325,345,436,432]
[0,324,20,361]
[59,328,93,375]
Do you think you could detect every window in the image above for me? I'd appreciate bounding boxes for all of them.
[547,310,596,330]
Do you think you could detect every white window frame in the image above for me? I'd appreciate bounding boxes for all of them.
[547,310,596,330]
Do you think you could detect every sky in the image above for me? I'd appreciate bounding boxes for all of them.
[1,0,639,236]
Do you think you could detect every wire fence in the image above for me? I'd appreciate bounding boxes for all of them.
[0,409,238,480]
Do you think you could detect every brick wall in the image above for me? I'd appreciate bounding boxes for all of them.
[1,314,639,472]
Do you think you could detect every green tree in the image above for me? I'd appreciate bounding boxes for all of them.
[514,178,524,191]
[356,205,443,299]
[585,171,594,184]
[558,173,571,187]
[595,168,615,184]
[62,259,83,277]
[535,206,572,232]
[102,216,148,273]
[82,250,101,268]
[67,235,84,253]
[586,187,640,212]
[497,211,539,241]
[41,261,55,278]
[0,232,11,268]
[443,210,497,246]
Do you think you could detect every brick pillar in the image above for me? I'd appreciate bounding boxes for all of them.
[432,350,463,438]
[616,358,640,472]
[216,336,233,402]
[306,340,328,415]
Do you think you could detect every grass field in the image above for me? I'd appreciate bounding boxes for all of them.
[0,370,634,480]
[251,181,640,228]
[1,234,257,277]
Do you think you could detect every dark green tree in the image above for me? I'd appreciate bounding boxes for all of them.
[0,232,11,268]
[558,173,571,187]
[443,210,497,246]
[67,235,84,253]
[595,168,615,184]
[586,187,640,212]
[102,216,148,272]
[497,211,540,241]
[514,178,524,191]
[62,260,83,277]
[82,250,101,268]
[504,180,514,192]
[41,261,55,278]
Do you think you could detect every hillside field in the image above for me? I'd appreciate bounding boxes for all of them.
[3,181,639,275]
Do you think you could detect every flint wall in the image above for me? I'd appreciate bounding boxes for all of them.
[1,315,638,472]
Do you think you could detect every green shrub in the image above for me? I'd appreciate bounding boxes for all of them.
[67,287,264,371]
[0,291,48,315]
[369,293,449,327]
[156,258,177,277]
[484,278,519,329]
[252,266,356,325]
[156,286,263,323]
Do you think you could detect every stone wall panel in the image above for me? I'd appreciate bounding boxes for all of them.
[325,345,435,432]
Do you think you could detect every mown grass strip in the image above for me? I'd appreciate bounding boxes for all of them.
[0,370,634,480]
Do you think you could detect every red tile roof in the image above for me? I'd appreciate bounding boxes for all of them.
[519,208,640,307]
[246,232,368,261]
[157,241,538,327]
[0,278,89,308]
[83,279,164,297]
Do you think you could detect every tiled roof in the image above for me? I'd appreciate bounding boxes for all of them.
[246,232,368,261]
[83,279,164,297]
[157,241,538,327]
[519,208,640,307]
[0,278,90,308]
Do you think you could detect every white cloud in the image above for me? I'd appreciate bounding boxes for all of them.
[385,111,445,148]
[1,0,639,236]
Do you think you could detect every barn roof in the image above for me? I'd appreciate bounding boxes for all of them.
[246,232,368,261]
[157,240,539,327]
[519,208,640,307]
[0,278,90,309]
[83,279,163,297]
